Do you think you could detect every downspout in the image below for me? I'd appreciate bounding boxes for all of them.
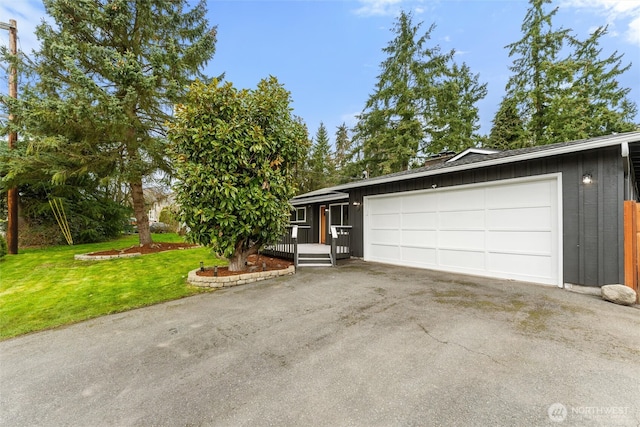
[621,142,633,201]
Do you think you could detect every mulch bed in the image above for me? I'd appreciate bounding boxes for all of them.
[197,254,293,277]
[85,243,293,277]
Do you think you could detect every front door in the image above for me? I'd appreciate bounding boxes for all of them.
[320,205,326,244]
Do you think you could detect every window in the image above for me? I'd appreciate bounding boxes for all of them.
[291,207,306,223]
[329,203,349,226]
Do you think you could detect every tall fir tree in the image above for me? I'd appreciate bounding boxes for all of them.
[428,62,487,154]
[501,0,637,146]
[550,26,637,140]
[334,123,352,172]
[487,97,526,150]
[352,11,452,177]
[505,0,570,146]
[307,122,335,191]
[1,0,217,245]
[352,11,486,177]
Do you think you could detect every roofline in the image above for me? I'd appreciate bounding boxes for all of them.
[323,132,640,192]
[446,147,500,163]
[291,192,349,205]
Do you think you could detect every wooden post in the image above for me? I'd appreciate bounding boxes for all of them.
[623,201,638,298]
[6,19,18,254]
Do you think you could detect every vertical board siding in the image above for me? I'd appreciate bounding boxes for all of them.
[351,146,623,286]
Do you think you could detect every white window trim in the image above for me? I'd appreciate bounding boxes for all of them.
[329,202,349,226]
[291,207,307,223]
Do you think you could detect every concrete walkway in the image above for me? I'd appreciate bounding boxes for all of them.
[1,260,639,426]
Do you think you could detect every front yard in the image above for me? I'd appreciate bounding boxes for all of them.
[0,234,224,340]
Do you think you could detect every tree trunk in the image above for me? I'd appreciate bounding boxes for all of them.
[228,240,259,272]
[130,179,152,245]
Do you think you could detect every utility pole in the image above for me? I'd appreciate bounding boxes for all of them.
[1,19,18,254]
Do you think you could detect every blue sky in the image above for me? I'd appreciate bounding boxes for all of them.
[1,0,639,148]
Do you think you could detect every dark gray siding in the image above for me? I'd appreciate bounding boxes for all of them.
[349,146,624,286]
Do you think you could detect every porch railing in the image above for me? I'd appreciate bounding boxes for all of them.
[330,225,352,266]
[262,224,351,268]
[262,225,310,264]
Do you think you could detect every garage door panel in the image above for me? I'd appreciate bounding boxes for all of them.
[439,188,484,211]
[402,230,436,247]
[487,231,551,254]
[439,210,485,229]
[365,176,560,286]
[370,229,400,245]
[402,212,437,229]
[487,207,552,230]
[369,198,399,214]
[439,230,485,251]
[487,253,553,284]
[440,249,485,271]
[402,193,437,213]
[371,213,400,229]
[487,181,552,208]
[369,244,401,262]
[402,246,437,265]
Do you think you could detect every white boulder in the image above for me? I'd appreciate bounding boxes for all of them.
[601,284,637,306]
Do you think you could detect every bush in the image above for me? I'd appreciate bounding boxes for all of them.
[159,206,180,233]
[0,234,7,259]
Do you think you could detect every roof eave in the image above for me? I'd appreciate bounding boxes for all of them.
[324,132,640,192]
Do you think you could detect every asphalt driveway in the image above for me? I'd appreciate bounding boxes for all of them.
[1,260,639,426]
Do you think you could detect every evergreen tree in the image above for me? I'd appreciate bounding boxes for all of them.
[334,123,352,172]
[352,11,453,176]
[487,97,526,150]
[550,26,637,140]
[428,62,487,154]
[307,122,335,191]
[505,0,570,146]
[1,0,217,245]
[352,11,486,177]
[502,0,637,145]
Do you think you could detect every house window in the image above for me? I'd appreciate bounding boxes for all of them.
[291,207,306,223]
[329,203,349,226]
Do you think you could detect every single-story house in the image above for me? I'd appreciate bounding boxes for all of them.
[289,131,640,288]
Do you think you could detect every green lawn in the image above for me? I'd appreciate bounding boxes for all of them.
[0,234,226,340]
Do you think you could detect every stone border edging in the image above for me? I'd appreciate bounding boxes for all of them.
[187,265,295,288]
[74,252,142,261]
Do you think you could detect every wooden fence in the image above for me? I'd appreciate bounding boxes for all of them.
[624,200,639,301]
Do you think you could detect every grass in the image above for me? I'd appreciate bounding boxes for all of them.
[0,234,226,340]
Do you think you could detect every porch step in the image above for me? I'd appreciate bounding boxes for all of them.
[297,253,332,267]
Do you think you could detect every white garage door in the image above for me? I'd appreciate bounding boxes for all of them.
[363,174,562,286]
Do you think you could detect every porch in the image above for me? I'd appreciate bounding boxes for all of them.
[262,225,352,267]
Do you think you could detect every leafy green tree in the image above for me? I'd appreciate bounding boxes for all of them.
[1,0,217,246]
[487,96,526,150]
[505,0,570,146]
[168,77,308,271]
[307,122,335,191]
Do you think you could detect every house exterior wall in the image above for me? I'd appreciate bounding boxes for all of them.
[349,146,624,287]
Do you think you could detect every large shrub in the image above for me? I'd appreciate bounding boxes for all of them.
[168,77,309,271]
